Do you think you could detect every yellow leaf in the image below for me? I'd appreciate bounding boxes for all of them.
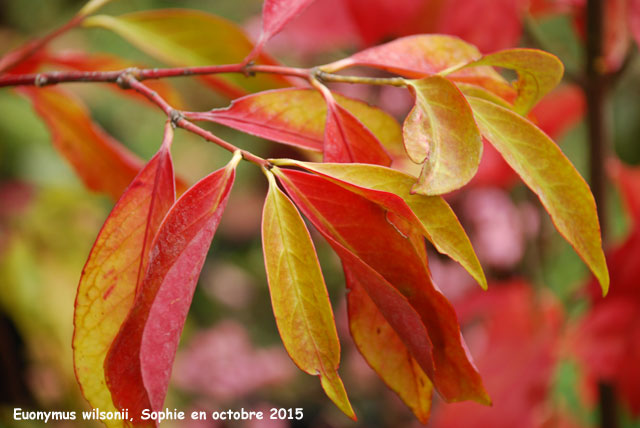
[468,96,609,294]
[262,171,355,419]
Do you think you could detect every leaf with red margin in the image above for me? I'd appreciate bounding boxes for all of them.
[19,87,143,201]
[189,88,404,160]
[273,167,489,404]
[322,93,391,165]
[271,159,486,289]
[404,76,482,195]
[104,152,240,423]
[434,282,564,428]
[262,171,354,419]
[83,9,291,98]
[73,125,176,424]
[322,35,515,102]
[468,96,609,294]
[251,0,317,59]
[347,272,433,423]
[464,49,564,115]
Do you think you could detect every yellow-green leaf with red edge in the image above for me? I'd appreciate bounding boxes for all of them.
[73,125,177,427]
[262,171,354,419]
[468,96,609,294]
[347,271,433,423]
[189,88,405,160]
[321,35,515,102]
[19,87,143,201]
[273,167,490,404]
[83,9,290,98]
[104,152,240,424]
[404,76,482,195]
[464,49,564,115]
[271,159,486,289]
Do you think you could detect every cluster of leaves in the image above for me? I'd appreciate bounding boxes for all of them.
[0,0,613,426]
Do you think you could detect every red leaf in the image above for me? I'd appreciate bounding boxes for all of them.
[346,271,433,423]
[19,87,143,200]
[434,282,564,428]
[274,168,489,404]
[573,162,640,415]
[322,95,391,165]
[105,153,240,422]
[631,0,640,48]
[74,124,176,417]
[256,0,317,52]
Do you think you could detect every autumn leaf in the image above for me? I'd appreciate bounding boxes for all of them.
[104,152,240,423]
[83,9,290,98]
[347,271,433,423]
[262,171,354,419]
[19,87,144,201]
[404,76,482,194]
[270,159,486,289]
[273,167,489,404]
[188,88,404,159]
[321,90,391,165]
[468,96,609,294]
[463,48,564,115]
[322,34,514,101]
[249,0,317,60]
[73,123,176,426]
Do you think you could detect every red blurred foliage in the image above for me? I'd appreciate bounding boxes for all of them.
[573,161,640,415]
[432,281,570,428]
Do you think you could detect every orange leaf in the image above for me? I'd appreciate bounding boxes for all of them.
[19,87,143,200]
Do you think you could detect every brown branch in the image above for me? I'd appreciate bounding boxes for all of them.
[119,73,269,169]
[585,0,617,425]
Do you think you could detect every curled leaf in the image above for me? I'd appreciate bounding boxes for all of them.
[465,49,564,115]
[105,153,240,423]
[468,96,609,294]
[262,171,354,419]
[404,76,482,195]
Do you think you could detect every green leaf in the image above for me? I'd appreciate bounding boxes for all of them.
[271,159,486,289]
[83,10,289,97]
[468,96,609,294]
[404,76,482,195]
[262,172,355,419]
[465,49,564,115]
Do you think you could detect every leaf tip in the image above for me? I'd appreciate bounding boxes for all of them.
[319,371,356,420]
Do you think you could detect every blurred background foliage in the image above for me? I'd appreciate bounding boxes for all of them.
[1,1,640,427]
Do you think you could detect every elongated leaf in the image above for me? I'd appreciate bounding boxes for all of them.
[404,76,482,194]
[78,0,114,16]
[189,88,404,158]
[347,271,432,423]
[466,49,564,115]
[19,87,143,200]
[84,10,290,97]
[105,153,240,423]
[73,128,176,427]
[262,172,354,419]
[468,96,609,294]
[251,0,317,58]
[272,160,486,288]
[274,168,489,404]
[323,97,391,165]
[322,35,514,101]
